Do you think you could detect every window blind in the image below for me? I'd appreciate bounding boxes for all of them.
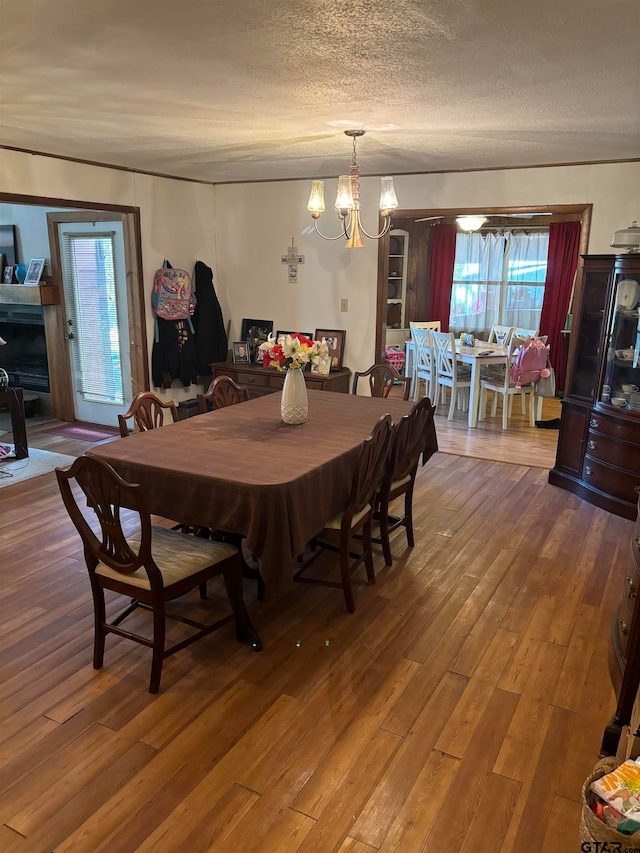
[61,232,125,405]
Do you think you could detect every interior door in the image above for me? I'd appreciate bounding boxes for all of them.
[58,221,132,425]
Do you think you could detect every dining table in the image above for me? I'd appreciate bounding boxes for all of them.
[404,337,510,428]
[89,389,437,593]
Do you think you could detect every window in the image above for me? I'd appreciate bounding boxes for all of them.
[449,230,549,336]
[62,232,125,405]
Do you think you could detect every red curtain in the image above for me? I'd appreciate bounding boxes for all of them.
[428,224,457,331]
[538,221,581,391]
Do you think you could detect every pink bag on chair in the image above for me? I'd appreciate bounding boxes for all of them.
[509,338,550,390]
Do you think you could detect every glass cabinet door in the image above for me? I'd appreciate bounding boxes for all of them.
[601,272,640,411]
[568,267,609,401]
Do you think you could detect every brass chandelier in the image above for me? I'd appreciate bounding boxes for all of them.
[307,130,399,248]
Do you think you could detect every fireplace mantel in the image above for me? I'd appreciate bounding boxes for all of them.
[0,279,59,306]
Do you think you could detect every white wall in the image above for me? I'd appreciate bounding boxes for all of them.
[215,161,640,375]
[2,150,638,395]
[0,149,217,403]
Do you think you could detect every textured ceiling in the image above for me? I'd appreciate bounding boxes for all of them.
[0,0,639,183]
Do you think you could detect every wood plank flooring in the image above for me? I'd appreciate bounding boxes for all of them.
[0,406,624,852]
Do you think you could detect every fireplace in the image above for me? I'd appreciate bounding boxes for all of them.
[0,304,50,393]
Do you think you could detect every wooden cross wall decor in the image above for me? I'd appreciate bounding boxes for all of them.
[281,237,304,283]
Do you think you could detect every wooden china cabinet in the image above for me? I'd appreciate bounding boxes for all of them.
[549,254,640,520]
[550,254,640,754]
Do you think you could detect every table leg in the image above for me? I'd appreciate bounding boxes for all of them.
[468,361,481,428]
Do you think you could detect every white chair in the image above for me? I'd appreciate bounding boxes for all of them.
[410,320,441,332]
[410,326,435,403]
[487,324,515,347]
[431,330,472,420]
[409,321,441,401]
[513,326,539,339]
[479,336,537,429]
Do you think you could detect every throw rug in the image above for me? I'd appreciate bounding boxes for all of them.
[0,448,76,490]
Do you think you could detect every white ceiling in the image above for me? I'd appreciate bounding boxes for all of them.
[0,0,639,183]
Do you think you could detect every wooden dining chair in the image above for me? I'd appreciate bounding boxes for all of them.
[294,414,393,613]
[375,398,436,566]
[118,391,178,438]
[198,376,250,414]
[56,455,262,694]
[352,363,410,400]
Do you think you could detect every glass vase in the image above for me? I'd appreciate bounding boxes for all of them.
[281,367,308,424]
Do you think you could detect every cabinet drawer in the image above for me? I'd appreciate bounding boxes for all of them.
[588,412,640,444]
[268,374,285,390]
[235,372,269,387]
[582,454,640,505]
[305,378,325,390]
[586,430,640,472]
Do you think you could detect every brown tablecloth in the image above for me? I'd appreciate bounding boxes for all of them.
[89,390,436,591]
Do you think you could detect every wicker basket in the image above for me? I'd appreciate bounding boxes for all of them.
[580,757,640,845]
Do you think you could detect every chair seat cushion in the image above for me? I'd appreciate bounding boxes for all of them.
[95,526,238,589]
[390,474,412,491]
[324,503,371,530]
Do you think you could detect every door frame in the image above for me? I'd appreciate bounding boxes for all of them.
[0,192,147,421]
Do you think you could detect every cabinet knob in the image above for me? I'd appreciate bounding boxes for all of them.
[590,418,599,428]
[620,619,629,635]
[627,576,637,599]
[584,465,593,476]
[635,537,640,549]
[588,440,597,450]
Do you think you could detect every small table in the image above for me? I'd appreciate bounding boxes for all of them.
[405,338,509,428]
[0,388,28,460]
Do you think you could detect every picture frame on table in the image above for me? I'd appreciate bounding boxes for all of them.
[232,341,250,363]
[315,329,346,371]
[3,265,14,284]
[241,318,274,363]
[24,258,45,285]
[276,330,313,342]
[310,356,331,376]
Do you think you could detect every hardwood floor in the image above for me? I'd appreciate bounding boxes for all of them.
[0,406,624,852]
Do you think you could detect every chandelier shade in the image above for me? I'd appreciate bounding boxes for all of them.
[307,130,399,248]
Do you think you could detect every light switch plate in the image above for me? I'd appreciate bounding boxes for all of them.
[340,298,349,312]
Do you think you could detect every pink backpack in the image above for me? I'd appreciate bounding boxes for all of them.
[509,338,550,389]
[152,265,194,322]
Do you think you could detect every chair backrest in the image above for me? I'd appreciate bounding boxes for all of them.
[56,455,161,586]
[198,376,250,414]
[352,363,410,400]
[488,324,515,346]
[118,392,178,438]
[410,320,441,332]
[513,326,539,339]
[387,397,436,485]
[430,330,459,380]
[346,415,392,519]
[410,327,434,375]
